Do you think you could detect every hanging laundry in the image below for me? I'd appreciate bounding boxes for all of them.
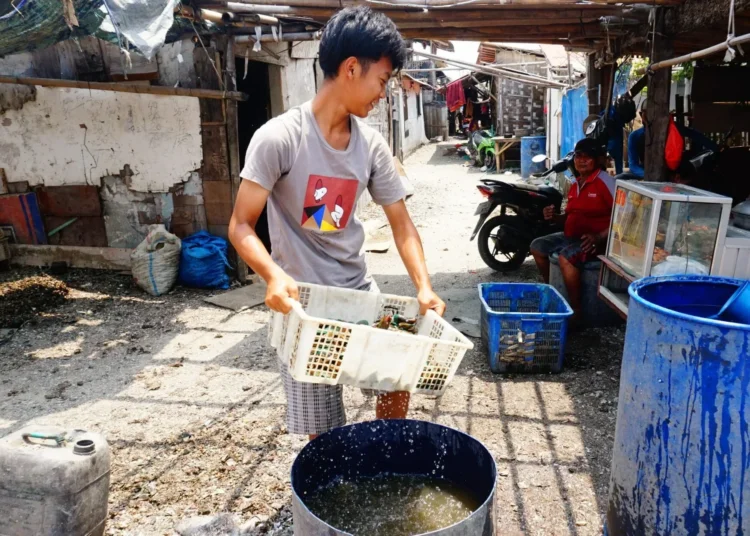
[446,80,466,113]
[464,101,474,121]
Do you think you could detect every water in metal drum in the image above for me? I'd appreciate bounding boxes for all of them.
[304,474,480,536]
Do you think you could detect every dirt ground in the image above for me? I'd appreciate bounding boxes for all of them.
[0,143,625,535]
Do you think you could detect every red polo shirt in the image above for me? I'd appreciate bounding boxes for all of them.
[564,170,616,239]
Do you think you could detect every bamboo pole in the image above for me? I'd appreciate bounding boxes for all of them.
[413,49,567,88]
[200,8,225,23]
[222,11,280,23]
[235,32,320,42]
[649,32,750,72]
[0,76,249,101]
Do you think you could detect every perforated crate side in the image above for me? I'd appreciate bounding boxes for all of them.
[415,338,465,395]
[377,294,420,321]
[293,320,352,383]
[494,317,565,372]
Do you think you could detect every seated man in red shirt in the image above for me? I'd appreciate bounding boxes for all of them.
[530,138,615,327]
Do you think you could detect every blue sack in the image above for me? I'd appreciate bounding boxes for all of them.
[178,231,231,289]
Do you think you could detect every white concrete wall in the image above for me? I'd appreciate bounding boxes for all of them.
[268,58,317,115]
[260,41,319,117]
[0,86,202,192]
[402,91,428,157]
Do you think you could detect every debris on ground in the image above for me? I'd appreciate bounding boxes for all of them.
[204,283,268,312]
[176,514,242,536]
[45,381,72,400]
[0,275,69,328]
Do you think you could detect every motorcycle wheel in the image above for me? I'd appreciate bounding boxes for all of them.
[483,152,495,170]
[477,215,529,272]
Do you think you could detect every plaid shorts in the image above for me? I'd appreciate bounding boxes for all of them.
[278,278,382,436]
[530,232,593,268]
[279,360,346,435]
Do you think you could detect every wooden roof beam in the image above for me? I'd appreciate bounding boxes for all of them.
[397,18,606,29]
[197,0,683,8]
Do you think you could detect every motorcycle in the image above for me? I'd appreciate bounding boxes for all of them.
[470,153,571,272]
[459,128,496,170]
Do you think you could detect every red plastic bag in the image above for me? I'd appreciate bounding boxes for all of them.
[665,120,684,171]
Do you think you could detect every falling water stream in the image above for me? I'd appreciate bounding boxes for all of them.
[304,473,481,536]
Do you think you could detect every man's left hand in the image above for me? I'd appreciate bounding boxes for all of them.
[418,288,446,317]
[580,234,601,254]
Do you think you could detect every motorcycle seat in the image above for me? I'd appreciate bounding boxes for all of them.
[512,182,561,197]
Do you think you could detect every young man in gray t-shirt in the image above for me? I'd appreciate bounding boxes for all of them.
[229,7,445,439]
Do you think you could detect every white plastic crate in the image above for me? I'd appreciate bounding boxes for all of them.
[269,283,474,395]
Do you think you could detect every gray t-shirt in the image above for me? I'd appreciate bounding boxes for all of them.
[240,101,405,289]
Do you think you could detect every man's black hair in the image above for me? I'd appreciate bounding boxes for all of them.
[319,6,406,79]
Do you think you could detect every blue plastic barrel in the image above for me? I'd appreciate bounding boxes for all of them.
[291,419,497,535]
[606,275,750,535]
[520,135,547,178]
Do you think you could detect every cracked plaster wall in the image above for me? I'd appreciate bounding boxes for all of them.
[0,86,202,192]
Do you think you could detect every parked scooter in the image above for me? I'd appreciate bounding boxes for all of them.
[470,153,570,272]
[461,129,496,170]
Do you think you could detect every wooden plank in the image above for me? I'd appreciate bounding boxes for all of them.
[35,185,102,218]
[224,34,249,282]
[644,7,673,182]
[290,41,319,59]
[101,40,159,81]
[692,66,750,103]
[10,245,132,270]
[70,37,108,82]
[201,124,231,181]
[194,47,226,121]
[44,216,108,247]
[0,76,247,101]
[30,47,62,79]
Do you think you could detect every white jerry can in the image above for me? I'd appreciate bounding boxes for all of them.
[0,426,110,535]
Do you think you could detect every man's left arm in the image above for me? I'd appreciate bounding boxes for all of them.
[382,200,446,317]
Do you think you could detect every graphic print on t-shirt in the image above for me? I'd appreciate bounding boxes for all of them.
[301,174,359,232]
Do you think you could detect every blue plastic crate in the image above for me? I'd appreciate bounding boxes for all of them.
[479,283,573,373]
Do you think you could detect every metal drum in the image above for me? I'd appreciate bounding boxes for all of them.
[291,419,496,535]
[607,275,750,535]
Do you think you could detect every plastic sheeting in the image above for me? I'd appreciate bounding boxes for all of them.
[0,0,106,57]
[560,85,589,159]
[0,0,185,60]
[98,0,178,60]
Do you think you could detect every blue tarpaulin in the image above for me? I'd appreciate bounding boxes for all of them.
[561,85,589,158]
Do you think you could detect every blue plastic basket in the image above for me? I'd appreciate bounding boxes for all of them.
[479,283,573,373]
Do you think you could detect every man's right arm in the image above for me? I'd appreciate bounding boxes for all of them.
[229,180,298,313]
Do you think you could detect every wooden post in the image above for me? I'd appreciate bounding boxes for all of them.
[223,34,249,282]
[397,86,405,162]
[496,76,504,135]
[645,7,674,182]
[586,52,602,115]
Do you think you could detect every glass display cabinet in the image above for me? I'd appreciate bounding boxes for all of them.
[599,181,732,317]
